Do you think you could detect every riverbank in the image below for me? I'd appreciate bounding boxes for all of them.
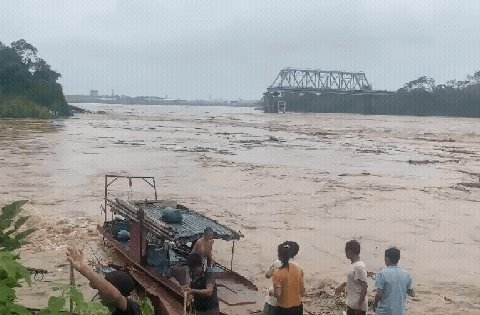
[268,89,480,117]
[16,203,480,314]
[4,104,480,313]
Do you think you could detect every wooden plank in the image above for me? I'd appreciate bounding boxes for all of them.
[129,222,147,264]
[216,279,263,306]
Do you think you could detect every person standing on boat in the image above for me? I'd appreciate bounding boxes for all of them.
[264,241,300,315]
[191,227,215,268]
[66,247,141,315]
[184,253,220,315]
[271,241,305,315]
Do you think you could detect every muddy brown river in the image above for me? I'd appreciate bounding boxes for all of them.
[3,104,480,312]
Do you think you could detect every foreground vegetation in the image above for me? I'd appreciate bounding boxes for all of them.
[0,201,155,314]
[0,40,72,118]
[0,200,106,314]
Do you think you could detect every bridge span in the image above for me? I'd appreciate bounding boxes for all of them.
[263,68,395,113]
[267,67,372,93]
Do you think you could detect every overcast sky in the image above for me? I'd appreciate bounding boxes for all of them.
[2,0,479,100]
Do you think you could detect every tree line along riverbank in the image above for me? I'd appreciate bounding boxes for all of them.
[3,38,480,119]
[0,39,75,119]
[268,74,480,116]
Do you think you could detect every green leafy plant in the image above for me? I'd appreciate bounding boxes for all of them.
[131,296,154,315]
[0,96,53,119]
[0,200,36,251]
[0,200,149,315]
[39,285,109,315]
[0,251,32,315]
[39,286,158,315]
[0,200,35,315]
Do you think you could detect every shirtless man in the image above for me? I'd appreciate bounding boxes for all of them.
[191,227,215,267]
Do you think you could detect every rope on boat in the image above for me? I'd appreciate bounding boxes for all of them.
[231,240,235,271]
[184,290,187,315]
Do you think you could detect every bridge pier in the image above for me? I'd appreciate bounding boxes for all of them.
[263,92,280,113]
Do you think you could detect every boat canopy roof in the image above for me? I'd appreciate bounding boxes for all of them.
[141,203,242,242]
[107,198,243,243]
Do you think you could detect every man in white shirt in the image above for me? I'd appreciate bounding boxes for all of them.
[335,240,368,315]
[373,247,414,315]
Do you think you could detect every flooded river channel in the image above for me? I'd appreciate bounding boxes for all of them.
[3,103,480,312]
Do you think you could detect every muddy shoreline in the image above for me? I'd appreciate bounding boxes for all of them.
[3,104,480,313]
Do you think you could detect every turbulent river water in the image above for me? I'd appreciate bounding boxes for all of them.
[2,103,480,297]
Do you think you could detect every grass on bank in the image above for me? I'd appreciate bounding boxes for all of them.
[0,96,53,119]
[0,95,86,119]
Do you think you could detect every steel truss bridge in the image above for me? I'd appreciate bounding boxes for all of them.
[267,67,371,94]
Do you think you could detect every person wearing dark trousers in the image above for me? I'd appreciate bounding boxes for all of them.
[184,253,220,315]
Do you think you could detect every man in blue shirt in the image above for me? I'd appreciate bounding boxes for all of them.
[373,247,414,315]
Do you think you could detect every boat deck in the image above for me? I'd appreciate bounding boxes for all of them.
[100,198,263,315]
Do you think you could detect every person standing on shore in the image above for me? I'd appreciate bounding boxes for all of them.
[263,241,300,315]
[335,240,368,315]
[271,241,304,315]
[373,247,414,315]
[66,247,141,315]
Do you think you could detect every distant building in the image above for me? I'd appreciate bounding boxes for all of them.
[90,90,99,97]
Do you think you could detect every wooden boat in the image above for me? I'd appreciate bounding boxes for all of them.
[98,175,264,315]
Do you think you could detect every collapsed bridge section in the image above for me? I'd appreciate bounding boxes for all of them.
[262,68,394,113]
[267,67,371,93]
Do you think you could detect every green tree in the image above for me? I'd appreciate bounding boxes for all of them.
[0,43,32,96]
[467,70,480,84]
[0,39,71,118]
[31,58,61,86]
[11,39,39,74]
[397,76,435,93]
